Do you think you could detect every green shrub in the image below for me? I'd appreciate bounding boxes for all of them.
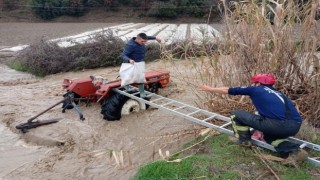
[102,0,121,11]
[2,0,19,11]
[147,1,177,19]
[30,0,89,19]
[8,60,29,72]
[185,5,204,18]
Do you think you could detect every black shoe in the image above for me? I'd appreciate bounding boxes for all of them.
[229,136,252,147]
[282,149,308,167]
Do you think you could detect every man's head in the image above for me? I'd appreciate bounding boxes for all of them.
[135,33,148,45]
[251,74,276,85]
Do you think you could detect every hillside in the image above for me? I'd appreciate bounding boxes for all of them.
[0,0,222,23]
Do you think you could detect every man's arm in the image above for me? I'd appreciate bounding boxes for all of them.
[197,85,229,94]
[121,44,134,63]
[147,36,161,43]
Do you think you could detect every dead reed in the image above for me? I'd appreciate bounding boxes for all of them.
[163,1,320,129]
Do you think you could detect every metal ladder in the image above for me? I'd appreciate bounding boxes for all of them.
[113,87,320,166]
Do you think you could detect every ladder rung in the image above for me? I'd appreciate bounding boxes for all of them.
[220,122,232,128]
[145,92,153,95]
[300,143,308,149]
[131,92,140,95]
[160,101,174,107]
[187,109,202,116]
[146,94,155,98]
[151,97,164,103]
[203,115,217,122]
[173,106,186,111]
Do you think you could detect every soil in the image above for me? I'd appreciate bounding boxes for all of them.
[0,22,211,180]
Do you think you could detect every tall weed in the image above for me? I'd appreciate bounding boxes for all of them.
[162,0,320,127]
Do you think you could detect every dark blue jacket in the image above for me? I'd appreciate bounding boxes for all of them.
[228,85,302,122]
[121,36,156,63]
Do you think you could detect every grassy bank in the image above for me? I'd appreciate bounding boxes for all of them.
[133,133,320,180]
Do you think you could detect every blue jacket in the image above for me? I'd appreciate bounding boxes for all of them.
[228,85,302,122]
[121,36,156,63]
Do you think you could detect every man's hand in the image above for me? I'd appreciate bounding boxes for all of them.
[155,37,161,43]
[197,85,229,94]
[197,85,213,92]
[129,59,135,64]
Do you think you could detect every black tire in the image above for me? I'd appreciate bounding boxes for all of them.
[101,92,130,121]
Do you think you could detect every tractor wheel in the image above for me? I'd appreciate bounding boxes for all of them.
[121,99,140,115]
[100,92,130,121]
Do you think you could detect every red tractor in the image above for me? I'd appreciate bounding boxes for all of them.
[61,70,170,120]
[16,70,170,132]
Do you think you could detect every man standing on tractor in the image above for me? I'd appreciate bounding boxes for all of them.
[120,33,161,98]
[197,74,308,165]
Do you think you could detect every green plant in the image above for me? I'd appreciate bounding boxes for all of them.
[29,0,88,19]
[134,133,320,179]
[147,1,177,19]
[7,60,28,72]
[185,5,204,18]
[2,0,19,11]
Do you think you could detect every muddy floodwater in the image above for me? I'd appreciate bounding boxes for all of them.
[0,52,204,180]
[0,61,203,180]
[0,23,214,180]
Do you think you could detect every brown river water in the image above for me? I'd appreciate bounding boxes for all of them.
[0,23,217,179]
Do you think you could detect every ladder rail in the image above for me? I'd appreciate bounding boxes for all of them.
[144,88,231,122]
[113,87,320,167]
[115,87,320,152]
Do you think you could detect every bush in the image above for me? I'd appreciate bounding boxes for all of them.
[145,43,161,62]
[101,0,121,11]
[10,39,69,76]
[185,5,204,18]
[12,30,125,76]
[175,0,214,18]
[11,30,162,77]
[30,0,89,19]
[147,1,177,19]
[1,0,19,11]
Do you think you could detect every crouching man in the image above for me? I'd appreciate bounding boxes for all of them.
[197,74,308,165]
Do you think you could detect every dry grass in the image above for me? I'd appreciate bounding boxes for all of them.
[222,0,320,127]
[162,1,320,128]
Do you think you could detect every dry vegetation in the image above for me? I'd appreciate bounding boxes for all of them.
[9,30,161,76]
[10,30,125,76]
[162,0,320,131]
[8,0,320,136]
